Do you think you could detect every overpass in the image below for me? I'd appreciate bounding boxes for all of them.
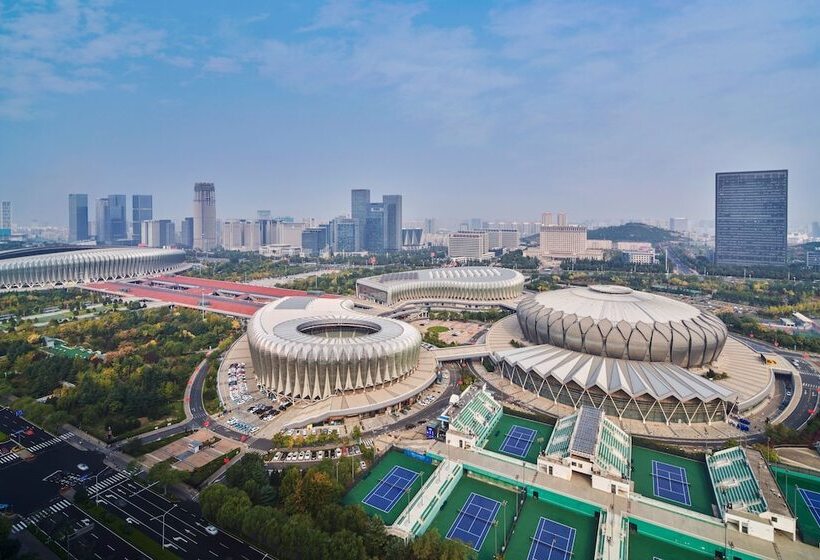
[430,344,492,362]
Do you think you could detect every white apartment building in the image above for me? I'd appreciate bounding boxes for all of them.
[447,231,491,261]
[485,228,519,250]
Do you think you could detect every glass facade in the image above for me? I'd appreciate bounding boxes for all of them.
[131,194,153,242]
[715,170,788,267]
[68,194,89,242]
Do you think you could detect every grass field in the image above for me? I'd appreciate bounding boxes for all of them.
[483,413,553,464]
[342,449,438,525]
[504,493,599,560]
[631,446,716,516]
[771,465,820,546]
[425,473,518,560]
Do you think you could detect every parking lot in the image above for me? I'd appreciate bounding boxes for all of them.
[270,440,373,467]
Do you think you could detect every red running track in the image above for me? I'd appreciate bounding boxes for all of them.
[150,275,338,299]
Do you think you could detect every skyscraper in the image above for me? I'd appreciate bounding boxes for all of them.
[556,212,568,226]
[382,194,403,252]
[68,194,89,242]
[351,189,370,251]
[95,198,111,243]
[715,170,788,267]
[0,201,11,230]
[132,195,153,242]
[365,203,384,252]
[180,217,194,248]
[108,194,127,241]
[331,218,359,253]
[193,182,217,251]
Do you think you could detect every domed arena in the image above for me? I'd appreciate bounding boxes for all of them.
[491,285,757,425]
[516,285,728,368]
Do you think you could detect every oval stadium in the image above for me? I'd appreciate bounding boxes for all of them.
[247,297,422,400]
[0,246,187,290]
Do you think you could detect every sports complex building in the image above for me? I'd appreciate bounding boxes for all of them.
[490,284,772,425]
[355,266,525,306]
[340,385,806,560]
[0,246,187,290]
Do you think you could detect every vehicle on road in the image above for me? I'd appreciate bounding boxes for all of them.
[205,525,219,536]
[77,463,89,472]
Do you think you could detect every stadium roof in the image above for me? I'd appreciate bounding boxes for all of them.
[494,344,736,403]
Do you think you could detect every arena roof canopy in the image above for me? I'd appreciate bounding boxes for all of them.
[0,247,187,290]
[356,266,525,306]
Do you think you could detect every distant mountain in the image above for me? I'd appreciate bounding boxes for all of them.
[587,222,675,243]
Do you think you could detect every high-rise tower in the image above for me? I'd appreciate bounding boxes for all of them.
[193,183,217,251]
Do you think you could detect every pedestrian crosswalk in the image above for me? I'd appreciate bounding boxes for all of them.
[11,499,71,534]
[87,471,130,494]
[0,451,19,465]
[26,433,73,452]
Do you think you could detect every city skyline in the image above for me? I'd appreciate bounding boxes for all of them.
[1,1,818,227]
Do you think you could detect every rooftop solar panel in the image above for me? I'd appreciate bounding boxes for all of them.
[569,406,602,459]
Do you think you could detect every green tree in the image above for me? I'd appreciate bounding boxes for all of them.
[147,461,186,493]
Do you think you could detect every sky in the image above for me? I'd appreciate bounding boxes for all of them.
[1,0,818,228]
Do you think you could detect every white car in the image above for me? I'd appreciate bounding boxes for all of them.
[360,460,367,470]
[205,525,219,536]
[77,463,89,472]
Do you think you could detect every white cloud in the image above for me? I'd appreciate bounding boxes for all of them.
[203,56,241,74]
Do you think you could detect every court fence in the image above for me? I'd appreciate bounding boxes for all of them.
[626,516,764,560]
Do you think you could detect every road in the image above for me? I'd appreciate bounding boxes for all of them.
[0,407,270,560]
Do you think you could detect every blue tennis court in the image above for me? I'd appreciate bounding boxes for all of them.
[362,465,420,513]
[799,487,820,526]
[446,492,501,551]
[526,516,576,560]
[499,425,537,458]
[651,460,691,506]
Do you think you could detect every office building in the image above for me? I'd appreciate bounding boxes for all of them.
[423,218,436,234]
[68,194,89,242]
[364,203,385,252]
[715,170,788,267]
[222,219,259,252]
[108,194,127,241]
[180,217,194,248]
[131,195,153,242]
[807,249,820,269]
[257,210,271,220]
[140,219,175,248]
[540,225,588,258]
[382,194,403,252]
[95,198,111,243]
[193,182,217,251]
[447,231,491,261]
[669,217,688,233]
[0,201,10,230]
[301,227,328,256]
[350,189,403,253]
[331,218,360,253]
[811,222,820,239]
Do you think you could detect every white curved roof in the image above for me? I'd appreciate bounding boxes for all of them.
[494,344,735,403]
[366,266,523,286]
[529,285,700,324]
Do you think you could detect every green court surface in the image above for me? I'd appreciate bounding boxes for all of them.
[771,465,820,546]
[426,473,518,560]
[483,414,553,464]
[631,446,716,516]
[505,494,598,560]
[342,448,438,525]
[628,519,758,560]
[43,341,97,360]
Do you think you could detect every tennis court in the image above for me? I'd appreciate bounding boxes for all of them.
[651,460,691,507]
[426,473,518,560]
[527,517,576,560]
[799,488,820,526]
[505,492,598,560]
[362,465,420,513]
[445,492,501,551]
[771,465,820,546]
[343,449,438,525]
[627,523,721,560]
[484,413,553,464]
[631,446,714,516]
[500,425,537,458]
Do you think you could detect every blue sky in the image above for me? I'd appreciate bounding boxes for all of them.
[1,0,818,227]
